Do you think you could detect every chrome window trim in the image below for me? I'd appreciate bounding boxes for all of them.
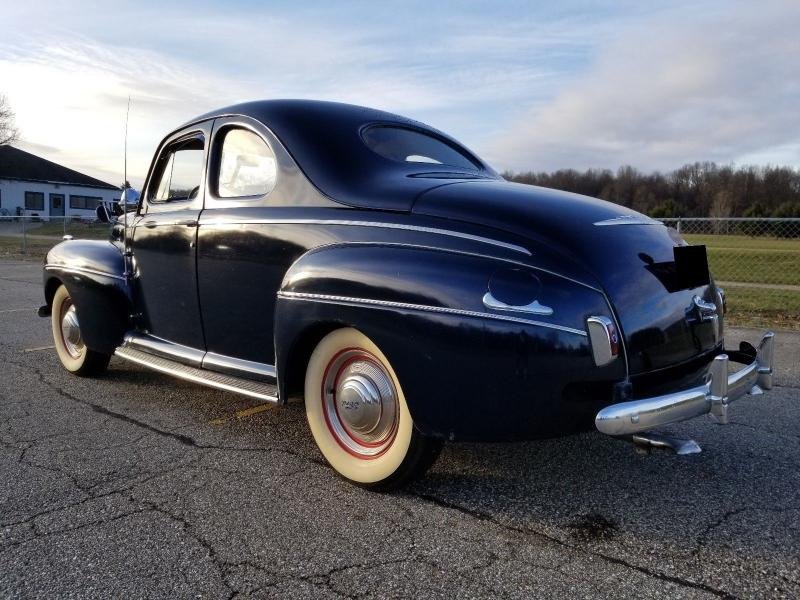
[277,291,587,337]
[198,217,531,256]
[594,215,663,227]
[45,264,125,281]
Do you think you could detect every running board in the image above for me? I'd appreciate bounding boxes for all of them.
[114,346,279,403]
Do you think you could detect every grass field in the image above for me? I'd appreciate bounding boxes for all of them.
[719,285,800,330]
[684,233,800,329]
[30,221,110,239]
[0,221,109,260]
[0,236,58,259]
[2,229,798,329]
[683,234,800,286]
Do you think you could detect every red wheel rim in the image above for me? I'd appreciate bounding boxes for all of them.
[320,347,399,460]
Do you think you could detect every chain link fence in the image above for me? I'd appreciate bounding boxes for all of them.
[661,218,800,330]
[0,216,112,258]
[1,215,797,330]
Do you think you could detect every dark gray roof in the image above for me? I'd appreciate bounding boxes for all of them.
[183,99,497,212]
[0,145,118,190]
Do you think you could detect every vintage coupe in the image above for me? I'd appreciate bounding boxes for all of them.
[40,100,775,489]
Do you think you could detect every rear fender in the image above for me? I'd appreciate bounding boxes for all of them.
[275,243,623,441]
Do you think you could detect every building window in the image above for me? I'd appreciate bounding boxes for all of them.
[69,195,103,210]
[25,191,45,211]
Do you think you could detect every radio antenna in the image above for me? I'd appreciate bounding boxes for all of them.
[122,95,131,279]
[124,96,130,185]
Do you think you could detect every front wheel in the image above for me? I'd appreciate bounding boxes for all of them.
[51,284,111,376]
[304,328,441,490]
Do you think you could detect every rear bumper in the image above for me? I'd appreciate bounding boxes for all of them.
[595,331,775,436]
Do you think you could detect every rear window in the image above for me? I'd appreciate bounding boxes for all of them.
[362,125,480,170]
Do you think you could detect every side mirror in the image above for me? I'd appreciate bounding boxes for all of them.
[96,204,111,223]
[110,223,125,242]
[111,202,125,217]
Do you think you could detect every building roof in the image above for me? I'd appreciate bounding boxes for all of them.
[0,145,118,190]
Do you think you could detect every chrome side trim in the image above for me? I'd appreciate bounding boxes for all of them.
[202,352,277,381]
[482,291,553,316]
[300,241,603,293]
[45,264,125,281]
[277,291,587,337]
[594,215,663,227]
[595,331,775,436]
[115,346,279,403]
[199,218,531,256]
[123,332,205,368]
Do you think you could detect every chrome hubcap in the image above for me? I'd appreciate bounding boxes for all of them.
[60,302,84,358]
[323,349,399,458]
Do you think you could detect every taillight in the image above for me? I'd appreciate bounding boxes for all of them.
[586,316,620,367]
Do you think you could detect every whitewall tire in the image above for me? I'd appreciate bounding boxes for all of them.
[51,285,110,376]
[304,327,441,490]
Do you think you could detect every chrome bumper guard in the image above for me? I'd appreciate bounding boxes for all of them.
[595,332,775,437]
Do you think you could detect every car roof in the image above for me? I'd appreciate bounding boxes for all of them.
[185,99,498,212]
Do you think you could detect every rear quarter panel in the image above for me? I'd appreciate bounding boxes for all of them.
[275,244,625,441]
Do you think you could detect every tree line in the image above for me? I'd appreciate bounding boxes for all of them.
[504,163,800,218]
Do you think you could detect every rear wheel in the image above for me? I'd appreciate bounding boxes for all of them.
[51,285,111,376]
[304,328,441,490]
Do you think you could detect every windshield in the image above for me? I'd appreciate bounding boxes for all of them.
[362,125,481,171]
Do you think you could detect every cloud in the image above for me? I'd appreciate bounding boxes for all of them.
[488,1,800,172]
[0,1,603,184]
[2,1,797,185]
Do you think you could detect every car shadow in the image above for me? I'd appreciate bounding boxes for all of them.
[408,423,799,563]
[102,359,798,571]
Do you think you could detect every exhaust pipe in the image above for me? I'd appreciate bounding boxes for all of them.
[627,431,701,455]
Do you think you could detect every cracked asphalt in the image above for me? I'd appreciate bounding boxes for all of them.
[1,259,799,599]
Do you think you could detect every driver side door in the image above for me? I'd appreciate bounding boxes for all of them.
[131,122,211,350]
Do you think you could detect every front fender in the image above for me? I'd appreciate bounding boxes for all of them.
[43,240,132,354]
[275,243,624,441]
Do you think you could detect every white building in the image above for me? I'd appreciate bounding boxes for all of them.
[0,145,120,219]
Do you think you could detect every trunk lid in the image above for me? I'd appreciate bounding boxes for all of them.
[413,180,720,374]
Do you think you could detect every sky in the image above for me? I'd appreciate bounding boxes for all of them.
[1,0,798,188]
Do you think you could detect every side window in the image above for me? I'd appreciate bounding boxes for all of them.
[217,128,277,198]
[151,135,205,203]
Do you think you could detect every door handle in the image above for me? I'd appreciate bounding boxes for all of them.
[143,219,196,228]
[482,291,554,316]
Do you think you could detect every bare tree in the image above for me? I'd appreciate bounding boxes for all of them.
[0,94,19,146]
[506,163,800,218]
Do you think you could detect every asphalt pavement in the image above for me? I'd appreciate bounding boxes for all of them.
[1,259,798,599]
